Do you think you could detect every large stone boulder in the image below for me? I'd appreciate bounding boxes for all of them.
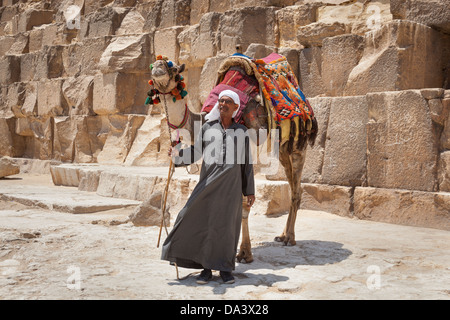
[0,156,20,178]
[129,191,171,227]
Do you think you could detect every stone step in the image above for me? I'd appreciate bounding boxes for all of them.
[0,183,141,214]
[49,163,292,216]
[48,163,450,231]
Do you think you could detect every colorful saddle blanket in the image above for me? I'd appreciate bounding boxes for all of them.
[202,53,317,149]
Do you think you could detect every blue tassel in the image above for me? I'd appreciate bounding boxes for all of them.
[167,61,173,68]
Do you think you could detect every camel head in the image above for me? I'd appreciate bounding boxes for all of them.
[150,55,185,94]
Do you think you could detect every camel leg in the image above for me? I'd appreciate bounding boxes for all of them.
[275,147,306,246]
[237,197,253,263]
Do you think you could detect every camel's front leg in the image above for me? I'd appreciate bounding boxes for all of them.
[237,197,253,263]
[274,194,301,246]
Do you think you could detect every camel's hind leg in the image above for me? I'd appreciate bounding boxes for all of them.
[275,147,306,246]
[237,197,253,263]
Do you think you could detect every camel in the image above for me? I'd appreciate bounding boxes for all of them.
[147,54,317,264]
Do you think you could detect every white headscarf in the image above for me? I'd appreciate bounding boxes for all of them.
[205,89,240,122]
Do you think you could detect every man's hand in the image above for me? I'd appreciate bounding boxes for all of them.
[246,195,255,208]
[168,146,179,157]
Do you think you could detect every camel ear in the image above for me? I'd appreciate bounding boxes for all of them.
[178,64,185,73]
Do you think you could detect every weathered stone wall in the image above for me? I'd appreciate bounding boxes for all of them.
[0,0,449,228]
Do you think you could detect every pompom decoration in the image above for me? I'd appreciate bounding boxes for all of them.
[145,57,188,105]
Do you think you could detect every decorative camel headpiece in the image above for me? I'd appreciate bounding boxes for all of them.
[145,55,188,105]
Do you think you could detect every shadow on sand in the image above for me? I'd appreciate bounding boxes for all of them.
[167,240,351,294]
[245,239,353,269]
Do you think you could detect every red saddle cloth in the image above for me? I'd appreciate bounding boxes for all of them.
[201,66,259,124]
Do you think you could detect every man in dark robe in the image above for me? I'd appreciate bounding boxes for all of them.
[161,90,255,284]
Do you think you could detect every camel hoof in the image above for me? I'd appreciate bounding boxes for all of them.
[236,251,254,264]
[274,235,296,246]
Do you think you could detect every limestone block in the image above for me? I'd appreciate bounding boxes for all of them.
[0,4,19,23]
[301,97,331,183]
[15,117,34,137]
[190,0,209,25]
[78,167,101,192]
[62,76,95,116]
[116,9,144,35]
[441,110,450,151]
[218,7,277,55]
[96,114,145,164]
[276,4,318,48]
[178,12,221,68]
[17,9,54,33]
[99,34,151,74]
[83,0,115,15]
[244,43,277,60]
[154,26,185,62]
[29,28,43,53]
[129,191,170,227]
[344,21,449,96]
[321,95,368,187]
[34,45,65,80]
[5,117,25,158]
[297,21,348,47]
[391,0,450,34]
[298,47,325,97]
[28,23,63,52]
[37,78,68,117]
[19,52,37,82]
[0,156,20,178]
[366,90,439,192]
[93,72,150,115]
[0,86,7,118]
[4,32,28,55]
[0,118,14,157]
[53,116,81,163]
[158,0,191,29]
[198,53,228,105]
[0,55,20,85]
[438,152,450,192]
[62,36,113,77]
[17,82,38,117]
[2,82,24,118]
[12,158,61,175]
[84,116,110,162]
[316,0,392,35]
[0,36,15,56]
[83,7,129,39]
[24,117,54,160]
[353,187,450,230]
[50,164,80,187]
[209,0,231,13]
[254,181,290,215]
[321,34,364,96]
[124,115,171,166]
[300,183,353,217]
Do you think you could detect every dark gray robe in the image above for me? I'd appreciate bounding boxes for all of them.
[161,120,255,272]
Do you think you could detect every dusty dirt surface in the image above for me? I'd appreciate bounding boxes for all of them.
[0,174,449,300]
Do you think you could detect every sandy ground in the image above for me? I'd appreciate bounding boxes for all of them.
[0,174,449,300]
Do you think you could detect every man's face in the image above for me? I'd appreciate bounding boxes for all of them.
[218,96,238,119]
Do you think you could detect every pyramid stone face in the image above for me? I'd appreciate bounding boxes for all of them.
[0,0,449,228]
